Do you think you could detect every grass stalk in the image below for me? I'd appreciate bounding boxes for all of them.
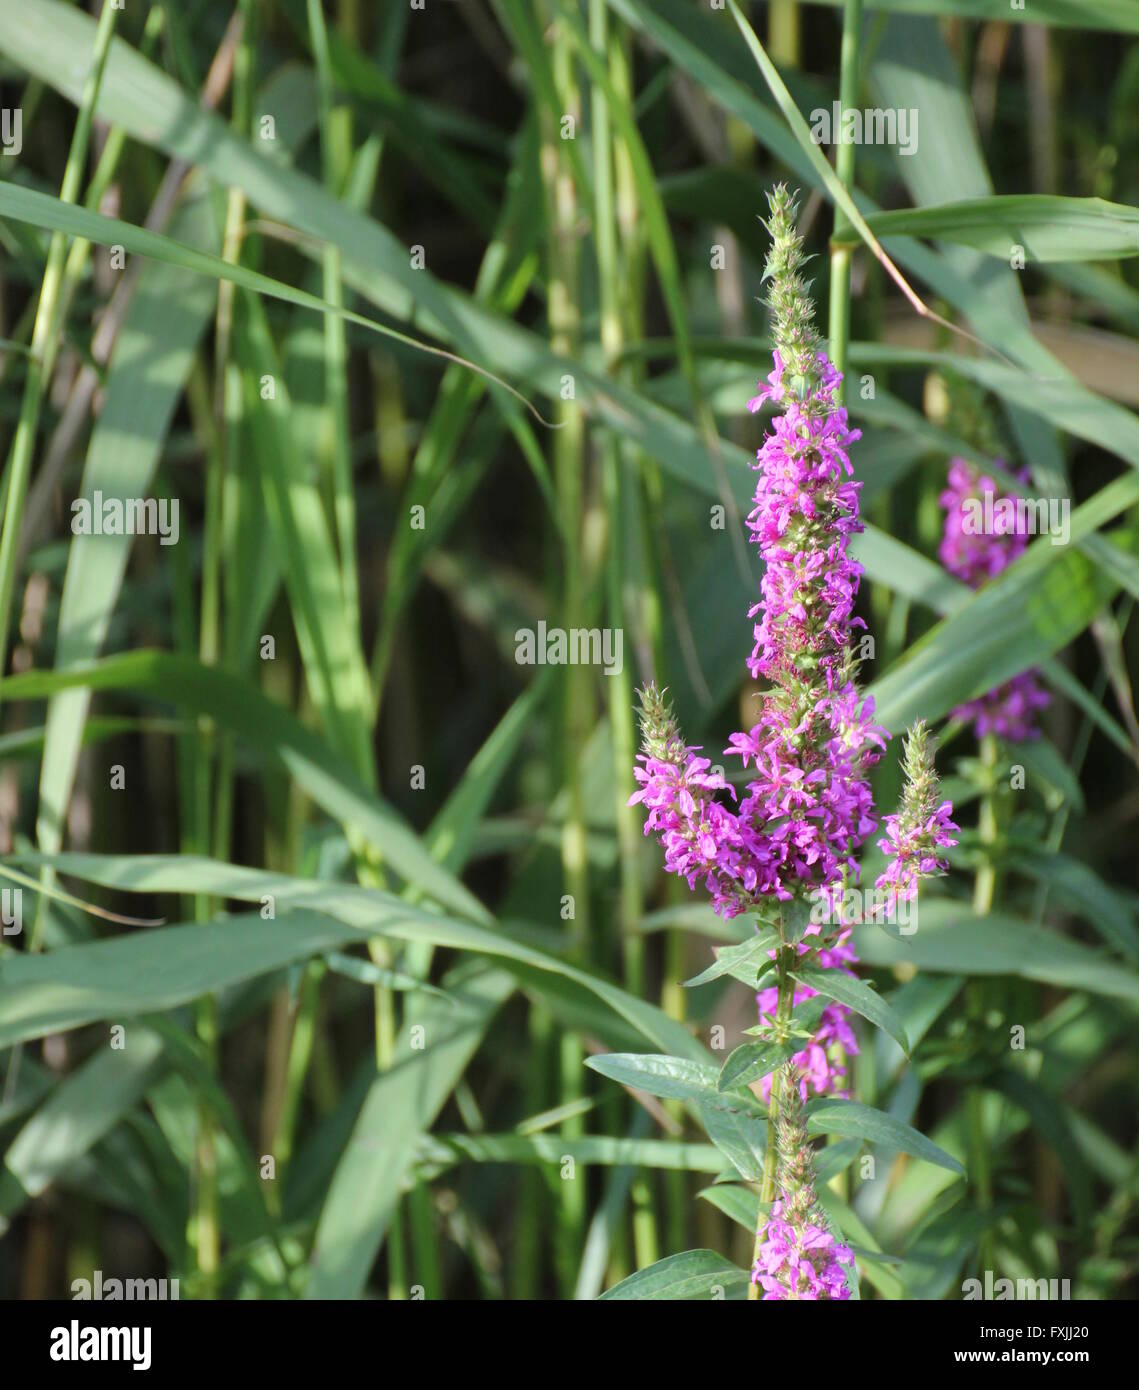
[307,0,363,644]
[827,0,863,401]
[0,0,118,713]
[539,5,590,1291]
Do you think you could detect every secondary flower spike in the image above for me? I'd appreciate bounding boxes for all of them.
[875,719,958,915]
[752,1067,854,1300]
[939,459,1050,740]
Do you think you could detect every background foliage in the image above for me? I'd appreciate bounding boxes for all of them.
[0,0,1137,1300]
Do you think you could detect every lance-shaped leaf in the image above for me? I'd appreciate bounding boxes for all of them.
[586,1053,761,1114]
[792,966,911,1055]
[807,1099,966,1176]
[599,1249,750,1300]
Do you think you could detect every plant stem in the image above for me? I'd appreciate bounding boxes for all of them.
[969,730,1002,1269]
[972,732,1001,914]
[0,0,118,713]
[539,2,590,1292]
[748,919,794,1300]
[307,0,363,646]
[827,0,863,402]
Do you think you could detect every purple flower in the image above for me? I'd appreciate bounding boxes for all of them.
[952,673,1051,744]
[632,341,890,1112]
[727,349,887,903]
[751,1196,854,1301]
[874,720,958,914]
[629,741,772,919]
[939,458,1049,739]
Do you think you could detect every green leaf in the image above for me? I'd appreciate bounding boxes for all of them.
[696,1102,768,1181]
[237,297,374,774]
[683,932,774,988]
[416,1133,724,1177]
[856,196,1139,263]
[0,178,549,425]
[10,851,706,1059]
[806,1099,966,1176]
[323,951,453,1002]
[868,530,1128,731]
[697,1183,767,1232]
[599,1249,750,1300]
[0,1028,164,1223]
[1,652,486,922]
[305,965,513,1299]
[585,1053,754,1110]
[717,1038,799,1093]
[1008,850,1139,961]
[35,183,219,867]
[0,911,371,1046]
[792,966,911,1055]
[853,901,1139,1003]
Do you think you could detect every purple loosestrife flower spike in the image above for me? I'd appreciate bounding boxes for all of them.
[734,186,887,906]
[752,1065,854,1300]
[875,720,959,915]
[939,458,1050,740]
[631,186,959,1189]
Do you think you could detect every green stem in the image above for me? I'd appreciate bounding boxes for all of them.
[749,922,794,1300]
[768,0,801,65]
[970,731,1001,1268]
[307,0,364,650]
[0,0,118,714]
[972,732,1001,915]
[539,3,590,1292]
[827,0,863,401]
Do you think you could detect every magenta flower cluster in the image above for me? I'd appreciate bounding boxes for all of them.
[728,350,888,900]
[628,746,759,918]
[752,1196,854,1300]
[630,348,887,924]
[631,344,907,1100]
[875,800,959,915]
[743,351,866,686]
[939,459,1049,740]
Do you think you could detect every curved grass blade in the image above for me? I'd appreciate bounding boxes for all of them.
[1,652,486,922]
[0,179,558,428]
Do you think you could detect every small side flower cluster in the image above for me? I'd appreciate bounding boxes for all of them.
[752,1067,854,1300]
[939,459,1050,740]
[875,720,959,916]
[630,683,766,919]
[755,924,858,1102]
